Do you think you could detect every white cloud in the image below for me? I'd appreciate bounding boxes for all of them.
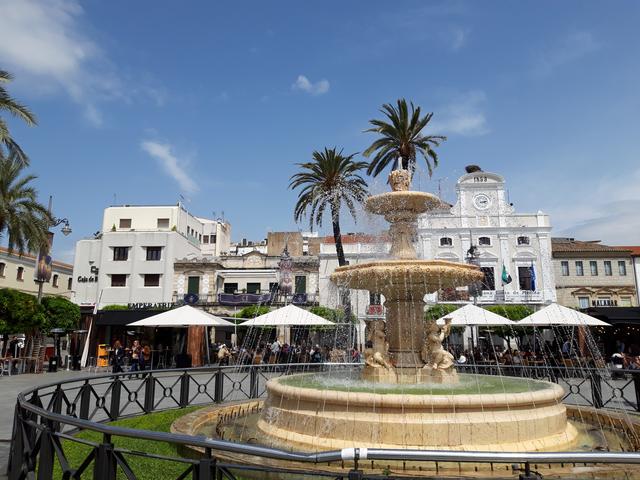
[292,75,330,96]
[534,31,600,77]
[447,26,468,51]
[0,0,164,124]
[549,168,640,244]
[429,91,489,136]
[141,140,198,194]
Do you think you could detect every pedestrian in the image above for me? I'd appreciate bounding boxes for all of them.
[112,340,125,373]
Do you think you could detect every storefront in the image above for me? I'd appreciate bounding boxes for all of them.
[583,307,640,356]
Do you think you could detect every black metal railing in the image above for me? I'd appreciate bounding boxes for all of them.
[8,363,640,480]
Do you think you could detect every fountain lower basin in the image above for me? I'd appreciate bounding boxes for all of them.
[254,372,577,452]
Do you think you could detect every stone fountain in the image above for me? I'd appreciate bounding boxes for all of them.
[253,170,578,451]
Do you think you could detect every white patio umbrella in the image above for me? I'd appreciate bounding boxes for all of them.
[127,306,234,365]
[435,304,515,326]
[127,305,234,327]
[517,303,610,327]
[239,304,334,327]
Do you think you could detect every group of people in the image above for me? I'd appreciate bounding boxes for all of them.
[211,340,362,366]
[111,339,151,373]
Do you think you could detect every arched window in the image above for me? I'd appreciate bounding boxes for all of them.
[478,236,491,246]
[16,266,24,281]
[440,237,453,247]
[52,274,59,288]
[517,236,530,245]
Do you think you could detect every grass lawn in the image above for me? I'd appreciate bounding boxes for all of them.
[53,406,201,480]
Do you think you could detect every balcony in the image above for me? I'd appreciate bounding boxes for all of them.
[435,289,544,304]
[171,292,319,307]
[503,290,544,303]
[592,299,617,307]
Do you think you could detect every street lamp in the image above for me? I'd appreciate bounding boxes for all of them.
[36,196,72,303]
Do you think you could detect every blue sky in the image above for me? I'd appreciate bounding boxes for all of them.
[0,0,639,262]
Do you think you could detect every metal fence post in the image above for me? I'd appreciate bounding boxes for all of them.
[194,458,215,479]
[214,369,224,403]
[109,378,122,420]
[79,380,92,420]
[36,429,54,480]
[180,372,191,408]
[591,371,603,408]
[249,367,259,398]
[144,373,156,412]
[7,404,24,480]
[632,372,640,412]
[93,435,116,480]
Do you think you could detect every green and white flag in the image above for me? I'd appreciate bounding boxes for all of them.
[501,264,512,284]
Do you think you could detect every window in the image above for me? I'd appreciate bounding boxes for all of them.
[211,234,217,244]
[157,218,169,229]
[52,274,59,288]
[369,292,382,305]
[619,261,627,276]
[67,277,72,290]
[590,261,598,276]
[187,276,200,294]
[111,274,127,287]
[478,236,491,246]
[575,261,584,276]
[480,267,495,290]
[202,235,209,244]
[146,247,161,261]
[561,261,569,276]
[578,297,590,309]
[119,218,131,229]
[269,282,279,294]
[144,274,160,287]
[224,282,238,294]
[440,237,452,247]
[620,297,632,307]
[294,275,307,294]
[604,261,612,276]
[113,247,129,261]
[246,282,261,294]
[16,266,24,281]
[517,236,530,245]
[0,262,5,277]
[518,266,533,291]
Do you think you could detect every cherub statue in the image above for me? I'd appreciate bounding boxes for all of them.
[364,319,393,369]
[422,318,455,371]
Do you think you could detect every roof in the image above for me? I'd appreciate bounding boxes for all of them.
[616,246,640,256]
[321,233,390,244]
[551,238,632,255]
[0,246,73,270]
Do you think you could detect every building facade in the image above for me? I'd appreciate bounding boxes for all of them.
[417,170,556,305]
[552,239,637,308]
[72,204,231,309]
[0,246,73,298]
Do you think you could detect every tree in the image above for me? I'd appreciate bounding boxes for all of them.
[41,296,80,333]
[289,147,369,267]
[0,155,50,254]
[0,288,46,336]
[234,305,271,319]
[363,98,446,178]
[0,70,37,165]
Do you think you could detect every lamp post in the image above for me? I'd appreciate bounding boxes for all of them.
[466,239,482,350]
[36,196,72,303]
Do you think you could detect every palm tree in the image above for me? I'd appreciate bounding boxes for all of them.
[289,147,369,266]
[363,98,446,178]
[0,154,50,254]
[0,70,37,165]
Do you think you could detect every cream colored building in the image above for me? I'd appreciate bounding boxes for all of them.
[552,238,637,308]
[0,246,73,298]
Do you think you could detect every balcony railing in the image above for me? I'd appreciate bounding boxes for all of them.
[435,289,544,304]
[172,292,318,307]
[593,299,618,307]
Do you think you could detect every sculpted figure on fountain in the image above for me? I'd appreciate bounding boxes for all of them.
[422,318,455,371]
[364,319,393,369]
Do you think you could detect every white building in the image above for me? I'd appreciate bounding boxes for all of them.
[72,204,231,309]
[418,169,556,305]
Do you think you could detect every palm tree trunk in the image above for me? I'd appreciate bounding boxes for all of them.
[331,204,347,267]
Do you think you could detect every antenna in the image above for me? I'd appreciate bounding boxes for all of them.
[437,179,443,199]
[113,193,117,205]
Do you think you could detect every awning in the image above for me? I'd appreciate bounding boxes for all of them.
[435,304,514,326]
[239,304,334,327]
[518,303,610,327]
[582,306,640,325]
[127,305,235,327]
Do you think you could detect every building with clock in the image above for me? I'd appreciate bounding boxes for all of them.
[417,168,557,305]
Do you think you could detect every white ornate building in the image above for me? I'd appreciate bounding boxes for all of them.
[417,169,556,305]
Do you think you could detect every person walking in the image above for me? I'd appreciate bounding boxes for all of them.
[112,341,125,373]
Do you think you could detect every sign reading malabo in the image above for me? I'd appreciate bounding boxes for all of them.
[34,232,54,283]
